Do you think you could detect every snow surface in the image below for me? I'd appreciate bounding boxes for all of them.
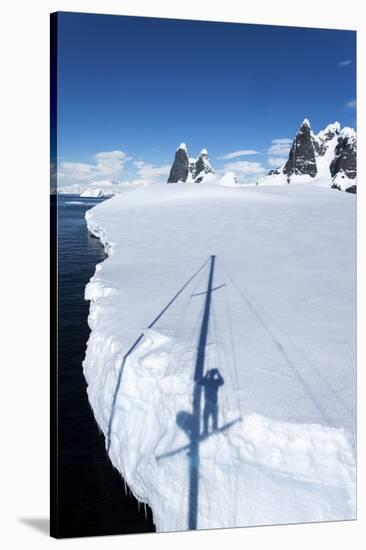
[216,171,237,186]
[340,127,357,141]
[315,121,341,142]
[84,182,356,532]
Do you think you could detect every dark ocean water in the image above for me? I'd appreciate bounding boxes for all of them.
[56,194,155,538]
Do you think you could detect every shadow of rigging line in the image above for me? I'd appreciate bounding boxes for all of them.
[217,258,335,427]
[265,319,355,419]
[220,259,354,420]
[155,417,242,461]
[106,257,211,453]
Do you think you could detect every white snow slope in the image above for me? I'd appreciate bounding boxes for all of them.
[84,182,356,532]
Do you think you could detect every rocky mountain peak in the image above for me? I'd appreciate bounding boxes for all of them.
[340,127,356,143]
[192,148,215,182]
[168,144,215,183]
[167,143,189,183]
[330,127,357,181]
[313,121,341,157]
[264,118,357,192]
[319,121,341,139]
[283,118,317,179]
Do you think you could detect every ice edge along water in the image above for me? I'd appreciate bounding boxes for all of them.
[83,183,356,532]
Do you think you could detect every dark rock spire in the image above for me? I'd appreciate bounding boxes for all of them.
[283,119,317,180]
[330,129,357,180]
[167,143,189,183]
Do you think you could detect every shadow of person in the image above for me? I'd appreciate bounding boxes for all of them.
[197,369,224,436]
[169,368,229,530]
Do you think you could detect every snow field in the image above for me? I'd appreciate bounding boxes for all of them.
[84,182,356,531]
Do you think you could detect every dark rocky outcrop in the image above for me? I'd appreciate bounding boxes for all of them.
[345,184,357,194]
[189,157,197,178]
[192,149,215,182]
[283,119,317,179]
[330,129,357,180]
[331,182,342,191]
[313,122,340,157]
[267,168,281,176]
[168,145,214,183]
[167,143,189,183]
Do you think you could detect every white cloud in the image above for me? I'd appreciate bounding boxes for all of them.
[218,149,259,160]
[268,157,287,168]
[58,149,172,189]
[134,160,170,182]
[264,138,292,171]
[59,150,131,184]
[338,59,352,67]
[346,99,356,110]
[223,160,264,174]
[222,160,266,183]
[94,151,131,175]
[267,138,292,157]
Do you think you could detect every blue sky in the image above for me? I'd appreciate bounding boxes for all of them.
[56,12,356,185]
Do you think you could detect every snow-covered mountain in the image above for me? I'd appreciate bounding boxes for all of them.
[58,179,149,197]
[330,127,357,192]
[260,119,357,193]
[189,149,215,183]
[168,143,215,183]
[284,118,318,179]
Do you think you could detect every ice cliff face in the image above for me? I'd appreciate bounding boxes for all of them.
[262,119,357,192]
[168,144,215,183]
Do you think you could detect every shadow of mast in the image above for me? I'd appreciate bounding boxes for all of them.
[154,255,239,530]
[188,254,216,530]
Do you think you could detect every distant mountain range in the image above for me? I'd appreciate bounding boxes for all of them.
[259,119,357,193]
[57,119,356,196]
